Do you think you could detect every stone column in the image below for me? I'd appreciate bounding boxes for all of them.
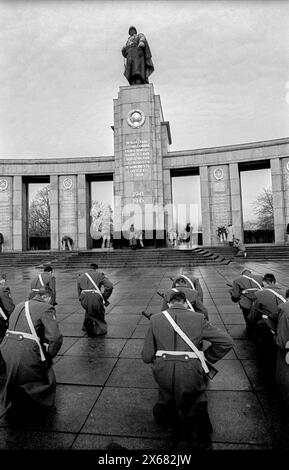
[59,176,78,249]
[113,84,165,242]
[49,175,59,250]
[282,157,289,242]
[12,176,24,251]
[271,158,285,244]
[0,177,13,251]
[200,166,211,246]
[229,163,243,242]
[77,174,88,250]
[208,165,231,245]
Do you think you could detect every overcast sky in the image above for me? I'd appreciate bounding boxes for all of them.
[0,0,288,159]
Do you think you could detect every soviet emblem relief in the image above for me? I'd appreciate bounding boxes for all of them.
[127,109,146,129]
[63,178,73,190]
[213,168,224,180]
[0,179,8,191]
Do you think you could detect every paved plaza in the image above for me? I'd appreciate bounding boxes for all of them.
[0,260,289,451]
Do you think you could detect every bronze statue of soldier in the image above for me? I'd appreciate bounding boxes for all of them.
[122,26,154,85]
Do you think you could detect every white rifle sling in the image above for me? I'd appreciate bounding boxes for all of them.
[242,275,262,290]
[0,305,7,321]
[24,301,46,362]
[181,274,195,290]
[171,288,195,312]
[162,310,209,373]
[264,288,286,304]
[38,274,45,287]
[84,273,105,305]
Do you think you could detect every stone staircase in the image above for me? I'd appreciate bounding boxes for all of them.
[202,244,289,262]
[0,248,229,269]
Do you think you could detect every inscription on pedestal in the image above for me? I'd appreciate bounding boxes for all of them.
[124,139,151,178]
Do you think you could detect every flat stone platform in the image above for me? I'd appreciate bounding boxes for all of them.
[0,260,289,451]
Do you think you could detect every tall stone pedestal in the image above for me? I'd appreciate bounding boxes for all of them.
[113,84,169,241]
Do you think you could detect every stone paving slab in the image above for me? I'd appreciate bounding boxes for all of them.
[0,429,76,450]
[72,434,172,451]
[0,385,101,433]
[207,391,272,446]
[207,360,251,391]
[82,387,171,439]
[55,356,117,386]
[66,338,126,358]
[106,359,157,388]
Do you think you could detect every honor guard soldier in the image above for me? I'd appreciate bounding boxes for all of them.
[274,289,289,410]
[171,274,203,302]
[248,273,287,378]
[0,274,15,341]
[142,291,233,450]
[29,265,57,306]
[161,277,208,319]
[77,263,113,336]
[229,269,263,333]
[0,287,63,416]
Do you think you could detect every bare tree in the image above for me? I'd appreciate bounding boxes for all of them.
[252,187,274,230]
[29,185,50,237]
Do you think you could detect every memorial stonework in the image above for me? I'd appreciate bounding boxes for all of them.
[113,84,167,239]
[1,71,289,249]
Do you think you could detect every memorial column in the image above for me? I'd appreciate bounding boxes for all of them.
[12,176,24,251]
[200,166,211,245]
[49,175,59,250]
[229,163,243,241]
[271,158,285,244]
[77,174,88,250]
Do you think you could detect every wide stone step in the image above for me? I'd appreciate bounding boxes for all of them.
[0,248,229,268]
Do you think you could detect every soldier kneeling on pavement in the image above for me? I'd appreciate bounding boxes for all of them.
[0,287,63,417]
[142,291,233,450]
[77,263,113,336]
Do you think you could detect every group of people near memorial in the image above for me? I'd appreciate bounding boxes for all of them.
[167,223,195,248]
[0,262,288,450]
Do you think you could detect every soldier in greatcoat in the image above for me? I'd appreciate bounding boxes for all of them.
[248,273,287,378]
[274,289,289,410]
[161,277,208,319]
[230,269,264,333]
[0,287,63,414]
[142,291,233,449]
[0,275,15,341]
[171,274,204,302]
[77,263,113,336]
[29,265,57,306]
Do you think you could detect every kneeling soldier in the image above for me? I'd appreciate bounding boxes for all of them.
[162,277,208,319]
[171,274,203,302]
[142,291,233,449]
[77,263,113,336]
[0,287,63,415]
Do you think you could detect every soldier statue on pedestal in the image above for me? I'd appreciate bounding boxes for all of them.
[122,26,154,85]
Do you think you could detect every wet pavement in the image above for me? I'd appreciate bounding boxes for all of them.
[0,260,289,450]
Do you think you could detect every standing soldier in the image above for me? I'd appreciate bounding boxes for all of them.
[77,263,113,336]
[29,265,57,306]
[229,269,264,334]
[161,277,208,319]
[171,274,203,302]
[0,287,63,415]
[142,291,233,450]
[0,274,15,341]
